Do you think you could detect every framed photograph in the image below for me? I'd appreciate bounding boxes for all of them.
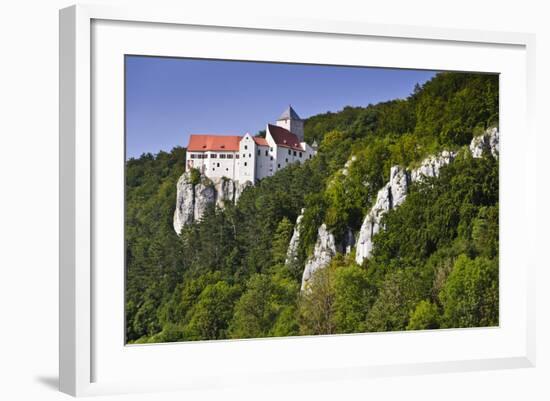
[59,4,536,396]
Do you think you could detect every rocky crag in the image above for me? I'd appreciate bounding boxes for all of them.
[285,209,304,268]
[300,224,340,290]
[173,171,250,234]
[356,127,498,264]
[299,128,499,289]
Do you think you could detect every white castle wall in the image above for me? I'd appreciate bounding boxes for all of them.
[186,151,238,180]
[255,145,272,180]
[237,134,257,183]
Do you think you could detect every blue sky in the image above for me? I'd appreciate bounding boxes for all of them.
[125,56,437,159]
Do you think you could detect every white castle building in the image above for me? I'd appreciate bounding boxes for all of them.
[185,106,317,183]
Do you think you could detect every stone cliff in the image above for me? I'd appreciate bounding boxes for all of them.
[355,127,499,265]
[285,209,304,268]
[300,224,340,291]
[354,165,410,265]
[173,171,250,234]
[298,127,499,288]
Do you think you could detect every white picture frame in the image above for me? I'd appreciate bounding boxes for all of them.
[59,3,536,397]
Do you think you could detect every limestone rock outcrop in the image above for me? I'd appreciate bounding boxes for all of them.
[355,166,409,265]
[470,127,499,159]
[301,224,339,291]
[410,150,457,183]
[285,209,304,268]
[341,155,357,177]
[215,178,236,208]
[173,171,250,234]
[354,127,499,265]
[173,172,196,233]
[193,180,216,222]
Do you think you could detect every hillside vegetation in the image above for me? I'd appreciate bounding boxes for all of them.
[125,72,499,342]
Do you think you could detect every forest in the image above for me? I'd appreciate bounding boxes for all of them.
[125,72,499,343]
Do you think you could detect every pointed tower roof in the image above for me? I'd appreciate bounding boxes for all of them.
[277,105,301,121]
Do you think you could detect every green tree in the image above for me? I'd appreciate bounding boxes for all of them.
[332,264,373,333]
[407,300,440,330]
[183,281,240,340]
[439,254,499,328]
[299,264,336,335]
[272,217,294,266]
[229,274,298,339]
[365,268,428,332]
[471,205,499,258]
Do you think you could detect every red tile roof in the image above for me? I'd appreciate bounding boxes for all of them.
[253,136,269,146]
[187,134,242,152]
[267,124,303,151]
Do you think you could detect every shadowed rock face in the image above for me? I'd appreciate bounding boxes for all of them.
[193,181,216,222]
[285,209,304,268]
[173,171,250,235]
[343,227,355,255]
[216,178,236,208]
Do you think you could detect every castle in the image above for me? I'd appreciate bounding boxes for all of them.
[185,106,317,183]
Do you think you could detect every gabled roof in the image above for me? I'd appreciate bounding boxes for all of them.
[267,124,303,151]
[187,134,242,151]
[253,136,269,146]
[277,105,301,121]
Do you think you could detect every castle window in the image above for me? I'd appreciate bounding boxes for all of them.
[236,155,240,159]
[244,145,248,150]
[257,149,260,156]
[190,154,196,159]
[299,152,302,158]
[244,162,247,166]
[277,164,281,168]
[217,163,220,167]
[270,147,273,152]
[210,154,217,159]
[249,153,251,158]
[288,149,291,155]
[227,154,233,159]
[293,151,297,156]
[285,158,288,163]
[309,155,312,159]
[220,154,226,159]
[242,153,245,158]
[270,156,273,161]
[226,168,228,171]
[265,150,268,156]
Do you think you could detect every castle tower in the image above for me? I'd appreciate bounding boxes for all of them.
[276,105,304,142]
